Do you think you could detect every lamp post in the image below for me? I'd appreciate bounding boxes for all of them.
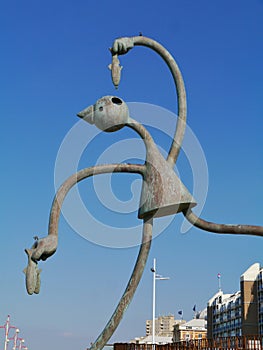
[0,317,28,350]
[151,258,170,349]
[0,315,17,350]
[12,328,20,350]
[17,338,25,350]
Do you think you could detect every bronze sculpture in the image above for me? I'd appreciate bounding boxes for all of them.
[24,35,263,350]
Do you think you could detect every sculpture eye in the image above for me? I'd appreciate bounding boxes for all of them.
[99,106,103,111]
[112,97,122,105]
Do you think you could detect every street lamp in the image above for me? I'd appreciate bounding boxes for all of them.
[12,328,20,350]
[17,338,25,350]
[151,258,170,348]
[0,315,17,350]
[0,317,28,350]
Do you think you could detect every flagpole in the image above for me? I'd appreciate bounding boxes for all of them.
[193,305,196,319]
[217,273,221,291]
[178,310,183,321]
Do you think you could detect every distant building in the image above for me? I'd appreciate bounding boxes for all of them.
[173,318,207,342]
[207,262,263,338]
[130,335,173,345]
[146,315,182,337]
[207,290,241,338]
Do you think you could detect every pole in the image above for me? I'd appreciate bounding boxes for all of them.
[0,316,21,350]
[18,338,24,350]
[152,258,156,350]
[151,258,170,350]
[4,315,10,350]
[12,329,20,350]
[217,273,221,292]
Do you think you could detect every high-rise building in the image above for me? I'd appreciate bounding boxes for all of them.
[146,315,182,337]
[207,263,262,338]
[207,290,242,338]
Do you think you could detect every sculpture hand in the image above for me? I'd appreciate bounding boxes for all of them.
[29,234,58,262]
[111,37,134,55]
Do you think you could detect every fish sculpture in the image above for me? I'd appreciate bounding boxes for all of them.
[108,52,122,89]
[23,248,42,295]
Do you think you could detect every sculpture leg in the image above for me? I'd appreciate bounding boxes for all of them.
[90,217,153,350]
[183,209,263,236]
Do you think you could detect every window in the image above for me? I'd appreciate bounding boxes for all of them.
[185,334,190,341]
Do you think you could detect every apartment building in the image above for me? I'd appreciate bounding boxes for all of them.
[207,263,263,339]
[146,315,182,337]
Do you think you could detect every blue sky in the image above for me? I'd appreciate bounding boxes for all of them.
[1,1,263,349]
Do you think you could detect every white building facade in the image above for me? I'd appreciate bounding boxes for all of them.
[207,263,263,339]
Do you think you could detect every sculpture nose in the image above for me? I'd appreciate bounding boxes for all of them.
[77,104,94,124]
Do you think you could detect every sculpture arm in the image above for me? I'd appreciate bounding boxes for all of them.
[27,163,145,263]
[183,209,263,236]
[110,35,187,167]
[25,163,153,350]
[49,163,151,350]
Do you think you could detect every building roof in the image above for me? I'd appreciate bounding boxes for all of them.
[207,290,233,306]
[131,335,173,344]
[196,308,207,320]
[207,289,242,309]
[240,262,260,282]
[178,318,206,330]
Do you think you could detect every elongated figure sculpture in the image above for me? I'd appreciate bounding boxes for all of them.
[24,35,263,350]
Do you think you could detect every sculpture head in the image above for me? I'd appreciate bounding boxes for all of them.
[77,95,129,132]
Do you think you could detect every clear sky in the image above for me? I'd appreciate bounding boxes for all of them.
[1,1,263,349]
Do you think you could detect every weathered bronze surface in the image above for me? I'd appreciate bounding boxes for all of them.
[77,95,129,132]
[23,248,42,295]
[78,96,196,219]
[108,52,122,89]
[24,35,263,350]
